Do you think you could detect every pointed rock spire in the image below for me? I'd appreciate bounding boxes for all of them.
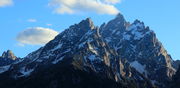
[79,17,95,30]
[116,13,125,19]
[100,13,127,35]
[1,50,17,60]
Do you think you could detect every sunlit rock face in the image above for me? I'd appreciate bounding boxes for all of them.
[1,50,17,60]
[0,14,176,88]
[0,50,18,66]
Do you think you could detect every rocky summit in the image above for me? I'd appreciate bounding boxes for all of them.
[0,50,18,66]
[1,50,17,60]
[0,13,178,88]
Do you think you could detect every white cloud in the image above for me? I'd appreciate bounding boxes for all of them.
[49,0,120,15]
[16,27,59,45]
[27,19,37,22]
[105,0,120,4]
[0,0,13,7]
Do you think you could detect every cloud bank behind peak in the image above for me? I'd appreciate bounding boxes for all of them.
[49,0,120,15]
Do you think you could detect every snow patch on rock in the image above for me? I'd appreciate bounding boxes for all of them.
[0,65,10,73]
[51,43,63,51]
[52,56,64,64]
[19,67,34,77]
[130,61,146,74]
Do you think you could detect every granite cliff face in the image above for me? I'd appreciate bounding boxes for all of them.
[0,14,176,88]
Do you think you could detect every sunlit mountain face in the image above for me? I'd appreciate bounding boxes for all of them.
[0,1,180,88]
[0,13,179,88]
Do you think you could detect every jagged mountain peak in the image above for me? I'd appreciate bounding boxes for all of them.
[100,13,127,43]
[0,14,177,88]
[78,17,96,30]
[133,19,143,24]
[1,50,17,60]
[129,19,152,33]
[25,18,99,62]
[128,19,145,30]
[0,50,18,67]
[122,19,155,41]
[85,17,93,23]
[102,13,126,28]
[99,14,175,87]
[115,13,125,20]
[112,13,126,24]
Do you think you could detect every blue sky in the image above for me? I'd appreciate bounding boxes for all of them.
[0,0,179,60]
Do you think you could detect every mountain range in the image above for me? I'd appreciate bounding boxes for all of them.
[0,13,179,88]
